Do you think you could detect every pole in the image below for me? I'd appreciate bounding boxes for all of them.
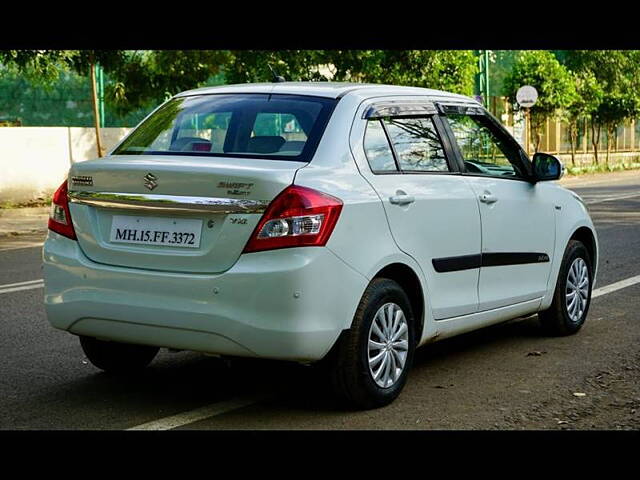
[525,107,530,156]
[474,50,482,103]
[483,50,490,110]
[474,50,491,108]
[97,64,105,128]
[90,63,105,157]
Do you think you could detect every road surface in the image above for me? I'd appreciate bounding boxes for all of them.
[1,171,639,430]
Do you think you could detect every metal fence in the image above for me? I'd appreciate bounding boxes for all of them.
[488,96,640,164]
[0,73,151,128]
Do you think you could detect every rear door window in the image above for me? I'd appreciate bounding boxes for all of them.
[363,120,398,172]
[363,116,452,173]
[383,117,450,172]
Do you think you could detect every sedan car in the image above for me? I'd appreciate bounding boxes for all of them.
[44,82,598,409]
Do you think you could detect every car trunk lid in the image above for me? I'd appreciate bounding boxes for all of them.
[67,154,301,273]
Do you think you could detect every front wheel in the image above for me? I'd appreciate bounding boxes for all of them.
[327,278,415,409]
[538,240,593,336]
[80,336,159,373]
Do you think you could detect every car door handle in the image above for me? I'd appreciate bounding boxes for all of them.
[479,193,498,204]
[389,194,415,205]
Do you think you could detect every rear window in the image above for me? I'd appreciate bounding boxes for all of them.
[113,94,337,162]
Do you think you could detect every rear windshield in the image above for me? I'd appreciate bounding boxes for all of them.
[113,93,337,162]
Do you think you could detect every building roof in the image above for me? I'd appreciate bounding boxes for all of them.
[174,82,476,103]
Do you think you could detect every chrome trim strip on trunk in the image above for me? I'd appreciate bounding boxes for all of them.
[67,191,270,214]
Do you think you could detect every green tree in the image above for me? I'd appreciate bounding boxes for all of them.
[106,50,229,115]
[504,50,577,153]
[2,49,479,146]
[560,50,640,164]
[221,50,477,96]
[0,50,129,156]
[0,50,76,86]
[490,50,519,96]
[223,50,327,84]
[596,93,639,164]
[326,50,477,95]
[564,71,603,166]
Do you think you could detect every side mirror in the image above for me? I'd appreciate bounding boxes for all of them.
[532,152,564,181]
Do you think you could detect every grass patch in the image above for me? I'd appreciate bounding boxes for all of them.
[0,195,52,209]
[566,162,640,176]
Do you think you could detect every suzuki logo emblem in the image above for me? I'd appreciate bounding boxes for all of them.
[144,173,158,191]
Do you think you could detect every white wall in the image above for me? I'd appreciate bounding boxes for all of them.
[0,127,131,203]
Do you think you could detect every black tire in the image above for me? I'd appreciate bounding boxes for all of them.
[538,240,593,336]
[79,336,159,373]
[327,278,416,410]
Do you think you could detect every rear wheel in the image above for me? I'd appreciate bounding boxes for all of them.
[79,336,159,373]
[327,278,415,409]
[539,240,593,336]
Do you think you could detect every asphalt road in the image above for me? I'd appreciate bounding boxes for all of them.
[1,172,639,430]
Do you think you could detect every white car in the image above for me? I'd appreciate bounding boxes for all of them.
[44,82,598,409]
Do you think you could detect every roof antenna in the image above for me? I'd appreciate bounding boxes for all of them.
[267,63,286,83]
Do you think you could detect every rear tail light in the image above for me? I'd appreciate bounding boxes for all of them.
[48,180,77,240]
[243,185,343,253]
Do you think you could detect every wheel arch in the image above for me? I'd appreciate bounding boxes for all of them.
[541,223,599,311]
[373,262,425,343]
[570,226,597,271]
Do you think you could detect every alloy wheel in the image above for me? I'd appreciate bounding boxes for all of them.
[367,302,409,388]
[566,257,589,323]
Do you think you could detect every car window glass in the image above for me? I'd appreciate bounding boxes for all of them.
[363,120,397,172]
[252,113,308,155]
[170,112,231,153]
[114,94,335,162]
[444,113,525,178]
[383,117,449,172]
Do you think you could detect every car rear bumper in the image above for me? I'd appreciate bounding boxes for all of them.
[43,231,368,362]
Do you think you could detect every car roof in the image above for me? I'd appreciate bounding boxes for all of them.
[174,82,477,104]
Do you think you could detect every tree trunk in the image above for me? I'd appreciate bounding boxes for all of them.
[569,122,577,166]
[606,125,615,166]
[591,120,600,165]
[90,62,105,158]
[532,118,542,153]
[529,115,542,153]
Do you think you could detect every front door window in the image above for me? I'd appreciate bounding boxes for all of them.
[443,114,527,178]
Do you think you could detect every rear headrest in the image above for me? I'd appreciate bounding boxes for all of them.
[171,137,212,152]
[246,136,286,154]
[280,141,306,153]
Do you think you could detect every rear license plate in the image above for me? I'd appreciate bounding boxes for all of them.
[109,215,203,248]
